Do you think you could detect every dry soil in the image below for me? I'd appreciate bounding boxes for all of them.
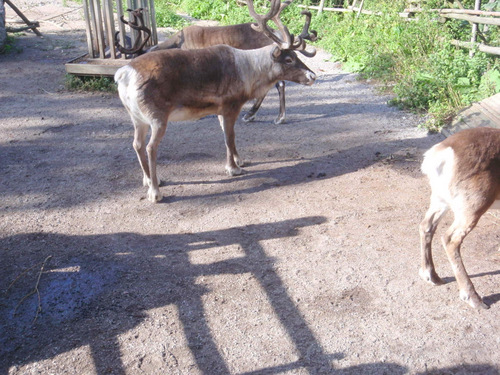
[1,2,500,375]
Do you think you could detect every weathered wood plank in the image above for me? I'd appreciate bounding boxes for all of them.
[81,0,94,57]
[442,93,500,136]
[103,0,116,58]
[93,0,106,58]
[65,56,129,76]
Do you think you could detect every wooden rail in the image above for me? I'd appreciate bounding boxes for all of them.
[296,0,500,57]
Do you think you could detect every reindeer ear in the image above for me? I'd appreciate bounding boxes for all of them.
[271,46,282,60]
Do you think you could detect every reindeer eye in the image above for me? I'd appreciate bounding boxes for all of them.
[284,56,295,65]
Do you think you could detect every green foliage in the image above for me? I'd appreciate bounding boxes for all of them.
[163,0,500,131]
[65,74,117,93]
[155,2,188,28]
[1,35,23,54]
[176,0,254,24]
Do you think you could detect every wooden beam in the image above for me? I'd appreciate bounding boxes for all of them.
[439,12,500,26]
[438,8,500,16]
[297,4,382,15]
[4,0,42,36]
[451,39,500,55]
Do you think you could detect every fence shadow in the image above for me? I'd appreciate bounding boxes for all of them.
[1,216,374,374]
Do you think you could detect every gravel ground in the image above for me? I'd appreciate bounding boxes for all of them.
[1,2,500,374]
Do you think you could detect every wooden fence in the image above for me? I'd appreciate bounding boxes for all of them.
[66,0,158,76]
[298,0,500,56]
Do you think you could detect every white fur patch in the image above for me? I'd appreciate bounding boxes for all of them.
[421,145,455,205]
[115,65,149,124]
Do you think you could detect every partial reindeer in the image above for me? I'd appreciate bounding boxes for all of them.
[148,6,317,124]
[419,127,500,309]
[115,0,317,202]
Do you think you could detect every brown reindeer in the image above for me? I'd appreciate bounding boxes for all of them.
[114,0,317,202]
[148,7,317,124]
[419,127,500,309]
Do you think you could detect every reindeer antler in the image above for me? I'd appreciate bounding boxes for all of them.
[115,8,151,56]
[247,0,293,49]
[292,10,317,57]
[298,11,318,42]
[247,0,317,57]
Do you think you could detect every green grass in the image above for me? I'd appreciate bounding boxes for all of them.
[1,35,23,54]
[155,2,188,29]
[156,0,500,131]
[65,74,117,93]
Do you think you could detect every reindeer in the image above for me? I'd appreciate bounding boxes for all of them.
[419,127,500,309]
[114,0,317,203]
[148,7,317,124]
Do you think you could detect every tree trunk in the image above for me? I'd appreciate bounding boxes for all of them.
[0,0,6,52]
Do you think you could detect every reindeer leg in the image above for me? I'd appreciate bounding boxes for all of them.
[419,196,448,286]
[243,96,264,123]
[131,117,151,188]
[146,120,167,202]
[442,211,489,309]
[242,81,286,124]
[218,114,244,176]
[274,80,286,124]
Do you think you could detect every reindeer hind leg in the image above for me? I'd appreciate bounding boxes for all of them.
[243,97,264,123]
[145,119,168,202]
[419,195,448,286]
[443,195,491,309]
[131,117,151,188]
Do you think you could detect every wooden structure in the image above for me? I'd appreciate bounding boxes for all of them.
[298,0,381,16]
[4,0,41,36]
[403,0,500,56]
[65,0,158,76]
[442,93,500,136]
[299,0,500,56]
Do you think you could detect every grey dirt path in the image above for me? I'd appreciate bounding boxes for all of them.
[1,1,500,374]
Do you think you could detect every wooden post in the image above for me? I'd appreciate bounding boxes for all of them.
[81,0,94,57]
[318,0,325,15]
[116,0,126,58]
[0,0,6,52]
[149,0,157,45]
[102,0,116,58]
[93,0,106,58]
[470,0,481,57]
[127,0,138,49]
[87,0,99,57]
[356,0,365,17]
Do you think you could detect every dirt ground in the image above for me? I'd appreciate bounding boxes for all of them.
[1,1,500,374]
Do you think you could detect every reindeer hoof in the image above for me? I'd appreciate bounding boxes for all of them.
[147,187,163,203]
[243,113,256,123]
[460,291,490,310]
[226,166,243,176]
[235,158,246,168]
[419,268,445,286]
[478,301,490,310]
[274,116,286,125]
